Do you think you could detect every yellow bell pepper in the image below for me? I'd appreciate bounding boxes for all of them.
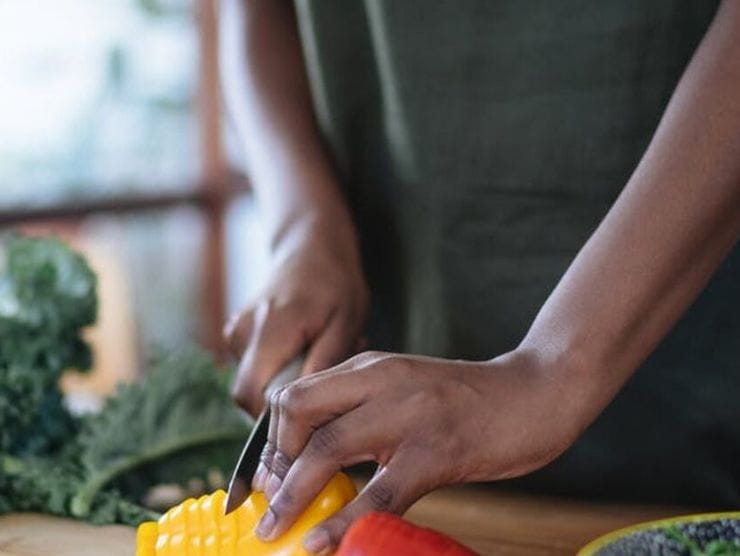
[136,472,356,556]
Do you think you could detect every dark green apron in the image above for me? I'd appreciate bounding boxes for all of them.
[293,0,739,507]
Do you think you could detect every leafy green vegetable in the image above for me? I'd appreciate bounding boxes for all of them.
[0,235,95,455]
[0,451,159,525]
[71,349,248,518]
[0,235,250,526]
[663,525,740,556]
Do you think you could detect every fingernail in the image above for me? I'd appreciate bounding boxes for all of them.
[252,464,267,491]
[256,508,276,540]
[265,473,281,499]
[304,528,331,554]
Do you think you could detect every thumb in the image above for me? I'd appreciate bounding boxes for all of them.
[302,312,357,375]
[223,308,255,358]
[302,460,428,554]
[231,307,304,415]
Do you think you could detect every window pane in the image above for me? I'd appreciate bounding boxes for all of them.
[79,208,206,360]
[0,0,199,208]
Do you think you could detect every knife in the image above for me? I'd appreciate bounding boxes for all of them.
[224,356,303,515]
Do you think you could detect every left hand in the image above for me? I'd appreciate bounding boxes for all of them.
[251,348,589,554]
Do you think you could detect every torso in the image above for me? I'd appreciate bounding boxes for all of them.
[295,0,740,506]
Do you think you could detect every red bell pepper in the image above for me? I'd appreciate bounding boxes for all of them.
[336,512,479,556]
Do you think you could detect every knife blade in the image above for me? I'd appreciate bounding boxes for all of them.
[224,357,303,514]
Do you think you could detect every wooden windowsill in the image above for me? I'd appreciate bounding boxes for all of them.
[0,175,249,226]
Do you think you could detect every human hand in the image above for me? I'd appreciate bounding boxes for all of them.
[224,222,369,415]
[252,349,588,554]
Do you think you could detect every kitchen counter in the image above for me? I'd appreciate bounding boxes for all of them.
[0,485,698,555]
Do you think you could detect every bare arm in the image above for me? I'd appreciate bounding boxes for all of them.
[520,0,740,425]
[220,0,368,413]
[220,0,355,248]
[252,2,740,551]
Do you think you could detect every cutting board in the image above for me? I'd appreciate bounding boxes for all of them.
[0,486,695,556]
[0,514,135,556]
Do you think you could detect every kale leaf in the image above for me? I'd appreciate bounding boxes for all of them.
[70,349,248,518]
[0,235,250,526]
[0,235,94,455]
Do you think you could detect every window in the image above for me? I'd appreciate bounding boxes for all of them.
[0,0,241,390]
[0,0,201,207]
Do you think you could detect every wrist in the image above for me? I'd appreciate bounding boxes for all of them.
[269,206,362,267]
[505,340,609,442]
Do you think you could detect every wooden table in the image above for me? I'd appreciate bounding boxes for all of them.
[0,486,697,555]
[405,485,696,555]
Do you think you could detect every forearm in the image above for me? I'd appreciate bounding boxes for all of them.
[521,0,740,424]
[219,0,358,257]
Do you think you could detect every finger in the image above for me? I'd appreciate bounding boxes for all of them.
[302,312,357,375]
[223,309,254,359]
[251,440,274,493]
[252,319,352,490]
[303,459,426,554]
[270,352,391,474]
[230,303,304,415]
[264,376,347,499]
[258,402,398,541]
[250,378,286,492]
[259,386,293,497]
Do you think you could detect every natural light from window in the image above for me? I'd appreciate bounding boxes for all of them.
[0,0,199,208]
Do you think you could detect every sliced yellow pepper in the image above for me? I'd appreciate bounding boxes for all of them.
[136,473,356,556]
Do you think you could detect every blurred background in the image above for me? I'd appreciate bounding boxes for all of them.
[0,0,265,405]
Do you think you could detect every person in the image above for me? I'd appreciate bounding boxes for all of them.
[220,0,740,553]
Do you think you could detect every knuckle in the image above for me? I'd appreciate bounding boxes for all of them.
[351,351,413,376]
[308,425,343,459]
[388,355,416,376]
[269,386,285,409]
[321,516,350,548]
[362,350,384,360]
[366,481,396,511]
[269,450,294,479]
[259,444,276,468]
[278,384,308,418]
[350,350,387,368]
[269,490,295,518]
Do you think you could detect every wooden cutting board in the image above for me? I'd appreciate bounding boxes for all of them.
[0,486,696,556]
[0,514,134,555]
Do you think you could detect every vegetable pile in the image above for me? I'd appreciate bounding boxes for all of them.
[0,235,250,526]
[663,524,740,556]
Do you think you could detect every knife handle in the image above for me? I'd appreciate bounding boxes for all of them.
[263,356,304,401]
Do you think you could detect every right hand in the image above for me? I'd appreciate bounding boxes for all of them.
[224,222,369,415]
